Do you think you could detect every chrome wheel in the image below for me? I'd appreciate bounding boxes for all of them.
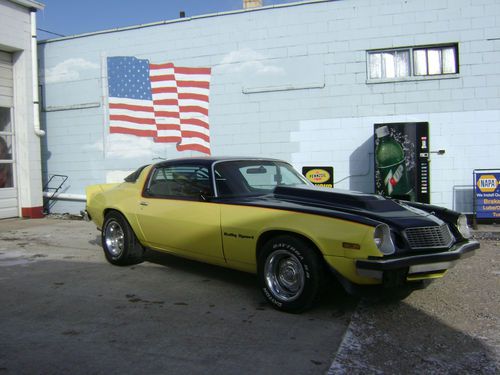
[264,250,305,302]
[104,220,125,257]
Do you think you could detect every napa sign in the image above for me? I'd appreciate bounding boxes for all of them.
[474,170,500,219]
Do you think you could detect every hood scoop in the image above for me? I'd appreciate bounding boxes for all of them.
[273,185,407,213]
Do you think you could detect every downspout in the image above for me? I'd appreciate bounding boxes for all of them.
[31,10,45,137]
[42,192,86,201]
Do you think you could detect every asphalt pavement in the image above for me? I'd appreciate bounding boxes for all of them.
[0,218,498,374]
[0,217,356,375]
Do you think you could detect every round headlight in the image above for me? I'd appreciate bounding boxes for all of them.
[457,214,471,239]
[373,224,395,255]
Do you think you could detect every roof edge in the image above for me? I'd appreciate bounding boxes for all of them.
[38,0,333,44]
[8,0,44,10]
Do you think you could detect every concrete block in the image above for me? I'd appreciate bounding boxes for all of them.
[394,103,418,114]
[451,88,476,100]
[383,92,409,104]
[463,99,488,111]
[287,45,308,57]
[308,43,329,55]
[461,5,486,18]
[474,86,499,98]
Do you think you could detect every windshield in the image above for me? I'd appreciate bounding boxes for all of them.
[214,160,309,197]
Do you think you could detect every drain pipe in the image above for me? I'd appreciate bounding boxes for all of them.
[43,192,86,201]
[31,10,45,137]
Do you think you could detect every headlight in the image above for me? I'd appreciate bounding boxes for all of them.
[457,214,471,239]
[373,224,395,255]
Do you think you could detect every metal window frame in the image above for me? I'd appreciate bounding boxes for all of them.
[367,43,459,82]
[413,44,459,77]
[367,48,412,80]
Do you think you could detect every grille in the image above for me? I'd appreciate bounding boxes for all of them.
[404,224,455,250]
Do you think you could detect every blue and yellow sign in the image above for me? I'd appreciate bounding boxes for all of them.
[475,171,500,219]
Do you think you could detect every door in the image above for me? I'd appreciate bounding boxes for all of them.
[0,51,17,219]
[135,163,224,264]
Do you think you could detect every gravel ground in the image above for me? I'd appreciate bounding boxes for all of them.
[329,236,500,374]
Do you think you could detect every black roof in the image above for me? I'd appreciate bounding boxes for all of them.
[124,156,291,182]
[154,156,287,168]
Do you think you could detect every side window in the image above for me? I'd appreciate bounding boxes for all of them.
[147,165,211,199]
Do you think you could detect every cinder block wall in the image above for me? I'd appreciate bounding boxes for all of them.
[0,1,44,218]
[38,0,500,213]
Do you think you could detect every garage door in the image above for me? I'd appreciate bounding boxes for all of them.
[0,51,17,219]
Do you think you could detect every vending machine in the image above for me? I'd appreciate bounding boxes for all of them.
[374,122,430,203]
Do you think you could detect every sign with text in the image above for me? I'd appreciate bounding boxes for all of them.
[474,170,500,219]
[302,166,334,188]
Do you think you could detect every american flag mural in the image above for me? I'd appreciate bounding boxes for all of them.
[107,56,211,155]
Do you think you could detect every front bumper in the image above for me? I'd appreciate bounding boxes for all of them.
[356,240,480,280]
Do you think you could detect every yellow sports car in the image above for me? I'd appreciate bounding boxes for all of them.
[84,157,479,312]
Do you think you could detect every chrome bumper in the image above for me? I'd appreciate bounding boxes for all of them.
[356,240,480,280]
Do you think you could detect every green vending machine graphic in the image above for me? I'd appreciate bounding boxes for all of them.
[374,123,429,203]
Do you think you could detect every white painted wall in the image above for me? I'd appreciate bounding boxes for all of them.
[38,0,500,214]
[0,0,44,218]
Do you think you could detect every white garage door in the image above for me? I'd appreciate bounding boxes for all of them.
[0,51,17,219]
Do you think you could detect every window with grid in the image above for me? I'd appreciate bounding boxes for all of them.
[368,44,458,81]
[413,46,458,76]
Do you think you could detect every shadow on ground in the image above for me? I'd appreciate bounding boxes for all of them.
[330,298,498,374]
[144,247,356,315]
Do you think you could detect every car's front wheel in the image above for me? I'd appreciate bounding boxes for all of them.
[258,235,325,313]
[102,211,144,266]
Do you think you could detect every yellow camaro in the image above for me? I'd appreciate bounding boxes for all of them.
[85,157,479,312]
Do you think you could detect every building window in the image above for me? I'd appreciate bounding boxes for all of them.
[413,45,458,76]
[369,50,410,79]
[367,44,458,81]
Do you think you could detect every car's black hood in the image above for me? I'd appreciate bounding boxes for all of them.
[270,185,444,230]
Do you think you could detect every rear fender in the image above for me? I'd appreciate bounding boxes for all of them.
[85,183,119,228]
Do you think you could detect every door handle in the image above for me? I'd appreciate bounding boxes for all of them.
[139,201,148,206]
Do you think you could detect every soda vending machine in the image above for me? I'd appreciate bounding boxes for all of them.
[374,122,430,203]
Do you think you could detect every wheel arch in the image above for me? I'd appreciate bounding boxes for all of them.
[103,208,132,233]
[103,207,122,218]
[102,208,126,227]
[256,230,327,267]
[101,208,145,265]
[103,208,146,244]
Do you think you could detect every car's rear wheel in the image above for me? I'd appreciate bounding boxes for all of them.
[102,211,144,266]
[258,235,325,313]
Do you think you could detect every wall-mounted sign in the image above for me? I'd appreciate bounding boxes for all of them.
[302,166,334,188]
[474,170,500,219]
